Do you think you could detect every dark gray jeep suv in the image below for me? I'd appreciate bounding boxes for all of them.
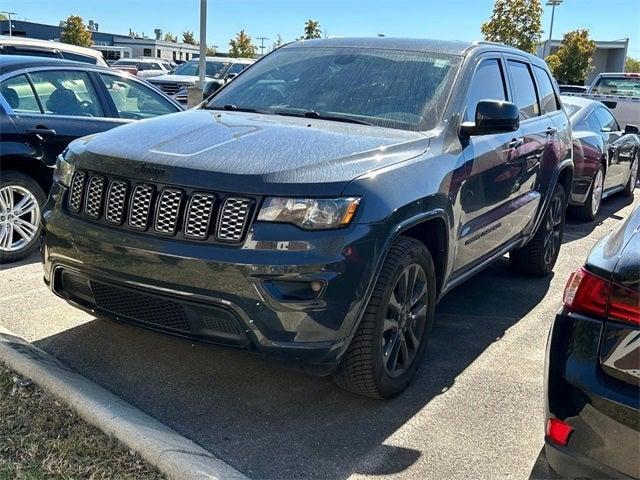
[42,38,573,398]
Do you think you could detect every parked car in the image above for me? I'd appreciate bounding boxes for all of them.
[0,35,108,67]
[569,72,640,133]
[111,58,171,80]
[562,95,639,220]
[199,58,255,100]
[0,56,183,263]
[148,57,254,104]
[42,38,573,398]
[545,203,639,479]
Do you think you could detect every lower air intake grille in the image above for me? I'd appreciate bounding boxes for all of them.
[217,197,251,242]
[89,281,190,331]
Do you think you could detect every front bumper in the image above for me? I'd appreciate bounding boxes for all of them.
[42,184,386,373]
[545,309,640,479]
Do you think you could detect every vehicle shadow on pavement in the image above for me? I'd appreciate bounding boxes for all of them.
[563,193,636,245]
[33,255,553,479]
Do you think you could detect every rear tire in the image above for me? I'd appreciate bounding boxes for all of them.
[0,171,45,264]
[623,155,638,197]
[569,164,604,222]
[510,183,566,277]
[332,237,436,399]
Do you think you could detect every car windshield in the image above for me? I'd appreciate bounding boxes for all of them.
[205,47,461,131]
[173,60,228,77]
[592,76,640,98]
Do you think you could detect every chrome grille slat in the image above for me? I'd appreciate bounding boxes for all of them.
[67,170,253,244]
[105,180,128,224]
[84,175,106,218]
[217,197,251,242]
[184,193,216,239]
[154,188,183,234]
[128,184,155,230]
[68,171,86,212]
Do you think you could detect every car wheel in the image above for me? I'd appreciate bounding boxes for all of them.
[623,155,638,197]
[569,164,604,222]
[332,237,436,399]
[0,171,46,264]
[510,183,566,277]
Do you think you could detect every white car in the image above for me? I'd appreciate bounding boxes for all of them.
[112,58,172,80]
[0,35,108,67]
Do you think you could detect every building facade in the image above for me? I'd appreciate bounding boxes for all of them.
[537,38,629,84]
[0,20,199,62]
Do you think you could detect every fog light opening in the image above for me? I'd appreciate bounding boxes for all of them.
[546,418,574,446]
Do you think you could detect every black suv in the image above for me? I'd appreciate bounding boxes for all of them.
[42,38,573,398]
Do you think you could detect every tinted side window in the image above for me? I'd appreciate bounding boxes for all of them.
[100,73,178,119]
[464,59,507,121]
[594,108,619,132]
[532,65,559,114]
[60,52,98,64]
[29,70,104,117]
[0,74,42,113]
[507,60,540,120]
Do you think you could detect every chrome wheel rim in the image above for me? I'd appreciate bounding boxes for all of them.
[381,263,428,378]
[543,195,563,266]
[630,158,638,192]
[591,169,604,216]
[0,186,40,252]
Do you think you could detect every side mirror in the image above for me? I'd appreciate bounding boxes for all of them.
[624,124,639,135]
[460,100,520,137]
[226,73,238,80]
[202,80,223,99]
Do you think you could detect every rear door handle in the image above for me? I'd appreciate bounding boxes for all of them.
[508,138,524,149]
[26,127,57,138]
[546,126,558,136]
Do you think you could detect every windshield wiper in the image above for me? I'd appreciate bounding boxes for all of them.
[274,109,372,125]
[206,104,270,114]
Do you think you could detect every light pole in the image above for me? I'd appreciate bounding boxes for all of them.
[197,0,207,89]
[1,11,16,36]
[256,37,269,56]
[545,0,563,58]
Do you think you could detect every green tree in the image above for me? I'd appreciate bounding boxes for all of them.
[182,31,197,45]
[0,13,8,21]
[206,45,217,56]
[302,19,322,40]
[481,0,543,53]
[60,15,92,47]
[625,56,640,73]
[546,29,597,84]
[228,30,256,58]
[163,32,177,43]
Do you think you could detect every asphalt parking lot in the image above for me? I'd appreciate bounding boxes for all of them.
[0,192,637,480]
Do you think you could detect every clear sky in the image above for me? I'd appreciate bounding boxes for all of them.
[2,0,639,56]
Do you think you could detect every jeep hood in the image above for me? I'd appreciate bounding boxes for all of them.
[68,109,429,196]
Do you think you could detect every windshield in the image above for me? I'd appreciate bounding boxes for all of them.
[173,60,228,77]
[206,47,461,131]
[592,76,640,98]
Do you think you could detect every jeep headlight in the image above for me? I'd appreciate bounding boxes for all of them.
[53,150,75,187]
[257,197,360,230]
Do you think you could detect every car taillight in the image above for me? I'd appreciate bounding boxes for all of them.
[563,267,640,325]
[546,418,574,446]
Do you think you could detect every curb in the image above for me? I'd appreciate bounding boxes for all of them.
[0,325,248,480]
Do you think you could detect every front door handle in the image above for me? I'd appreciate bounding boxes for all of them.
[546,126,558,136]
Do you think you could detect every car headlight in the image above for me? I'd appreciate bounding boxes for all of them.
[257,197,360,230]
[53,150,75,187]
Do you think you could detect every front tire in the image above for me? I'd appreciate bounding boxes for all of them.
[623,155,638,197]
[0,171,45,264]
[569,164,604,222]
[332,237,436,399]
[510,183,566,276]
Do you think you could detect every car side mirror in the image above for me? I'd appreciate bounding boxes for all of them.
[624,124,639,135]
[202,80,222,99]
[460,100,520,137]
[226,73,238,80]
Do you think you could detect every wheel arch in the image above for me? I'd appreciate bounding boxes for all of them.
[0,154,53,194]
